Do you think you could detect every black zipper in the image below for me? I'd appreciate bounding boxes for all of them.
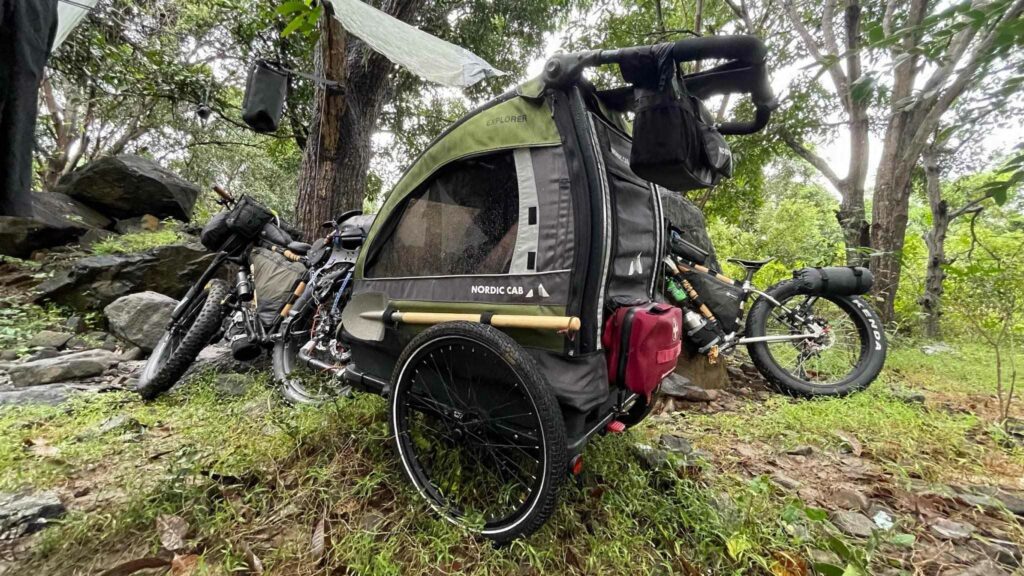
[617,305,642,385]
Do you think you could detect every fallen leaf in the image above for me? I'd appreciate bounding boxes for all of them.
[98,556,170,576]
[170,554,200,576]
[24,437,60,458]
[309,518,325,562]
[157,514,189,551]
[770,551,810,576]
[243,545,264,575]
[834,430,862,456]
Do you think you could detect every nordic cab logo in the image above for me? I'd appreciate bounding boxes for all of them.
[470,285,525,296]
[486,114,527,127]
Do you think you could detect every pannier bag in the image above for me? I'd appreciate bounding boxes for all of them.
[250,247,307,327]
[242,60,288,133]
[227,195,275,239]
[630,76,733,192]
[200,210,232,251]
[602,301,683,398]
[792,266,874,296]
[681,270,744,334]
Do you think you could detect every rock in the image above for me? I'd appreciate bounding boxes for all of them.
[830,510,876,538]
[771,473,802,490]
[981,538,1022,568]
[833,487,870,511]
[55,155,200,221]
[632,443,671,470]
[992,489,1024,516]
[67,331,117,351]
[3,349,120,387]
[182,343,268,380]
[930,518,975,541]
[64,315,86,334]
[213,373,252,397]
[94,414,143,436]
[35,242,217,311]
[659,434,693,455]
[942,560,1007,576]
[0,350,18,362]
[0,192,115,258]
[26,330,73,349]
[78,228,116,250]
[0,383,98,406]
[104,292,177,352]
[661,374,718,402]
[25,347,60,362]
[114,214,162,235]
[921,343,955,356]
[891,387,926,404]
[786,445,814,456]
[871,509,894,530]
[0,491,65,539]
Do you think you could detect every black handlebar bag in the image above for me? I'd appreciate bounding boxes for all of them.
[628,59,733,192]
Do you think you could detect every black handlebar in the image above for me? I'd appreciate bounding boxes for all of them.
[542,34,777,135]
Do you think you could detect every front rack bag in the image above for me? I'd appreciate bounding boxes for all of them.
[227,195,275,239]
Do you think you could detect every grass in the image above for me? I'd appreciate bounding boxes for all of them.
[90,227,183,255]
[1,341,1021,575]
[0,299,71,355]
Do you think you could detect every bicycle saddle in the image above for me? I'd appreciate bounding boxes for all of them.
[727,256,774,269]
[287,241,312,255]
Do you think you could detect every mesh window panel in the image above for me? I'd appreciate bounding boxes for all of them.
[370,153,519,277]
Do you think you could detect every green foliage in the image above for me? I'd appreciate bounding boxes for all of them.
[0,300,67,355]
[90,227,184,255]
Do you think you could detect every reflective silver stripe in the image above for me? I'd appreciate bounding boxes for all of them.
[584,113,613,350]
[511,148,540,274]
[650,184,665,297]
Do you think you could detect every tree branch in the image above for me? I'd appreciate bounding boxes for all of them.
[781,130,844,189]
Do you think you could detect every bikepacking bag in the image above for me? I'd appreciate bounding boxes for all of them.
[602,300,683,398]
[681,269,744,334]
[242,60,288,133]
[227,195,275,239]
[250,247,306,327]
[792,266,873,296]
[200,210,232,251]
[630,76,733,192]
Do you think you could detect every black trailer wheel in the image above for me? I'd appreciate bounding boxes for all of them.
[389,322,566,543]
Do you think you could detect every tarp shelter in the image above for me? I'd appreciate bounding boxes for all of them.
[0,0,59,216]
[54,0,99,51]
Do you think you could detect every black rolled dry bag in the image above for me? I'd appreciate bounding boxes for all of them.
[792,266,873,296]
[242,60,288,133]
[200,210,232,251]
[227,195,275,238]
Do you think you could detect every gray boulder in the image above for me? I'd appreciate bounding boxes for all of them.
[104,292,177,352]
[0,193,113,258]
[2,349,121,387]
[34,242,216,311]
[55,155,200,221]
[25,330,73,350]
[0,491,65,539]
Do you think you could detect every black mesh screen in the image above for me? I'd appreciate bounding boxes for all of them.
[369,152,519,278]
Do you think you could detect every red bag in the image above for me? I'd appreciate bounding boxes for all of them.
[602,302,683,398]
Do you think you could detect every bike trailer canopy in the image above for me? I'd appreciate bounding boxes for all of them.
[351,77,666,415]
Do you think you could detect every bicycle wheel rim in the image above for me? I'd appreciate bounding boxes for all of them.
[762,294,869,387]
[392,335,548,534]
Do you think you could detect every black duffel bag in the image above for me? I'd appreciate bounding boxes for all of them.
[200,210,232,251]
[792,266,874,296]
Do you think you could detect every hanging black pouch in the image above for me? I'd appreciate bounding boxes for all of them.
[242,60,288,133]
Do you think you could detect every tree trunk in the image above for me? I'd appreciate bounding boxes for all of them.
[294,14,347,239]
[868,153,915,323]
[293,0,426,240]
[920,148,947,339]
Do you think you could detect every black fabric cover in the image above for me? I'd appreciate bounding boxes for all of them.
[525,348,609,412]
[242,60,288,133]
[200,210,232,251]
[660,190,721,271]
[683,270,743,334]
[0,0,58,216]
[250,247,305,327]
[792,266,874,296]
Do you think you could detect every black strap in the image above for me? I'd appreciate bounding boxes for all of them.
[480,312,495,325]
[258,59,342,88]
[818,267,829,290]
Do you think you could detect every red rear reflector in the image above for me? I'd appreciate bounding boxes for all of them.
[570,455,584,476]
[606,420,626,434]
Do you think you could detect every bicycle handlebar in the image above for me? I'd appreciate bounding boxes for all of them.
[541,35,777,135]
